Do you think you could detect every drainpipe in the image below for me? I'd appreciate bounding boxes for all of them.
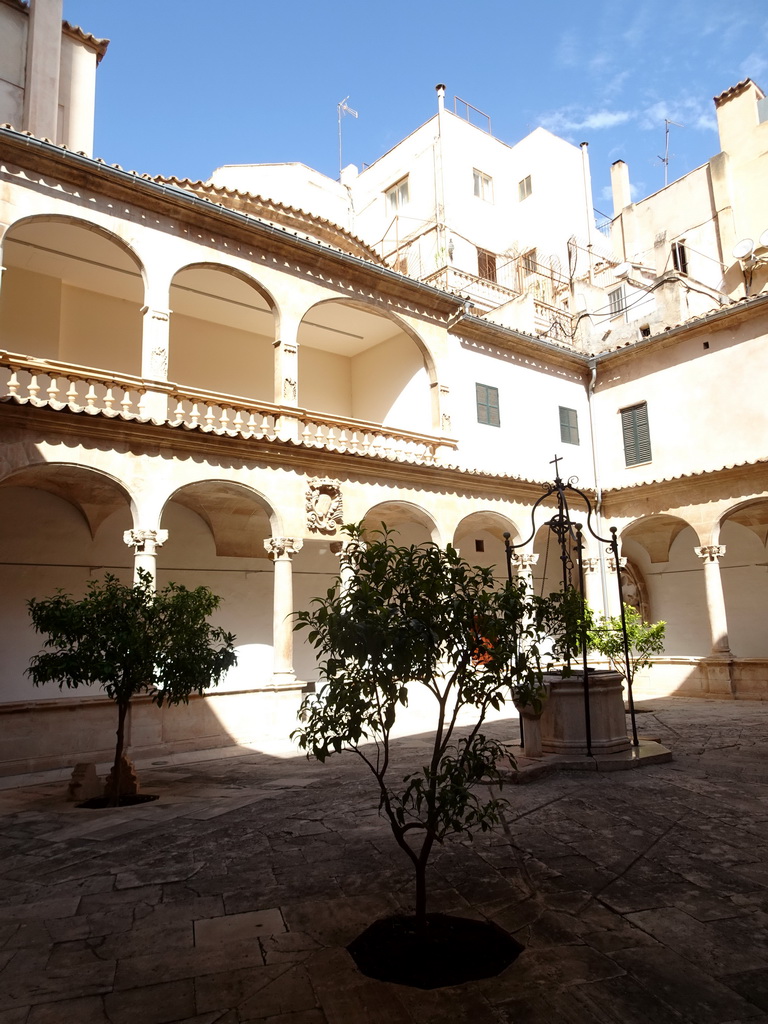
[587,358,610,613]
[580,142,595,285]
[434,84,447,270]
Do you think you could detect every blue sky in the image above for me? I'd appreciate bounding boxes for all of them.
[63,1,767,214]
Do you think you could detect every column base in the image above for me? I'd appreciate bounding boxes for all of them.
[702,655,735,697]
[269,672,301,691]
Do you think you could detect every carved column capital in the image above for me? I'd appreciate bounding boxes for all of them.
[123,528,168,554]
[512,552,539,571]
[696,545,726,563]
[606,555,627,573]
[264,537,303,561]
[582,557,600,574]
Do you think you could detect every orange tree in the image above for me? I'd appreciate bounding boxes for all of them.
[293,525,556,928]
[27,570,237,803]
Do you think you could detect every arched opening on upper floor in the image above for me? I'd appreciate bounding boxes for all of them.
[297,299,435,434]
[452,511,522,579]
[168,265,276,400]
[160,480,278,691]
[620,514,708,656]
[0,216,144,373]
[360,500,440,546]
[718,499,768,658]
[0,464,134,703]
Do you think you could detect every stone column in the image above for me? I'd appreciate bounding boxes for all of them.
[605,554,627,617]
[330,538,360,597]
[695,545,731,655]
[264,537,303,688]
[582,556,603,614]
[23,0,63,143]
[140,303,171,422]
[511,552,538,593]
[274,317,300,442]
[123,529,168,585]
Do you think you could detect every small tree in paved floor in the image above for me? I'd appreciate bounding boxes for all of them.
[293,525,557,929]
[27,570,237,804]
[587,603,666,684]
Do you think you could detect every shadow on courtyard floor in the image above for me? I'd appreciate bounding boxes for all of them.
[1,697,768,1022]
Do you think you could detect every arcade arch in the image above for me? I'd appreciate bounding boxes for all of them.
[297,300,435,433]
[0,465,134,702]
[718,500,768,658]
[0,216,143,372]
[168,265,276,400]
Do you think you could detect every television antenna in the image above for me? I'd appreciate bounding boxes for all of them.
[658,119,684,187]
[337,96,358,180]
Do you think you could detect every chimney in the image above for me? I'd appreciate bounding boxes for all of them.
[436,84,446,114]
[23,0,63,142]
[611,160,632,216]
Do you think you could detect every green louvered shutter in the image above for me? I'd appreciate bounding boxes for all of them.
[621,403,651,466]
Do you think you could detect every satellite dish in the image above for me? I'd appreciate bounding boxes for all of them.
[759,228,768,249]
[615,262,632,278]
[732,238,754,259]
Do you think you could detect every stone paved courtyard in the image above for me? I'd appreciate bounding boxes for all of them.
[1,697,768,1023]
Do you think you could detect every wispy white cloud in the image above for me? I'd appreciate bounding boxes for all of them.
[541,108,633,133]
[555,31,579,69]
[739,52,768,85]
[638,98,716,133]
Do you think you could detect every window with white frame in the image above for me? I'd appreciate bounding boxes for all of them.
[671,240,688,275]
[473,169,493,202]
[385,177,409,213]
[518,175,532,201]
[608,285,626,317]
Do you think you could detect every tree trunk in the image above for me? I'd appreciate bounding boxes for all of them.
[110,700,129,807]
[414,859,428,932]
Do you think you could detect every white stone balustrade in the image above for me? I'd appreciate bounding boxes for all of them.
[0,352,452,466]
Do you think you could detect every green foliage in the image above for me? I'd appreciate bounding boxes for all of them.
[293,524,560,921]
[27,570,237,800]
[587,604,666,680]
[27,569,237,706]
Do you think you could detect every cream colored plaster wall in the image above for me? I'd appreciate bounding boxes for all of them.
[59,284,141,374]
[0,267,61,357]
[593,316,768,486]
[621,531,711,656]
[449,337,593,484]
[719,519,768,658]
[441,121,596,277]
[298,346,352,417]
[0,488,133,704]
[157,503,275,691]
[168,313,273,400]
[0,3,26,128]
[350,334,431,432]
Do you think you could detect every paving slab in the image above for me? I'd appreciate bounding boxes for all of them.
[1,697,768,1021]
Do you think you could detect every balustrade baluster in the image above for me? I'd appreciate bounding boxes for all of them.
[204,406,215,428]
[85,384,97,411]
[137,390,148,417]
[190,403,200,426]
[104,387,115,412]
[121,390,134,415]
[171,398,184,422]
[219,407,229,430]
[46,377,60,403]
[232,409,244,434]
[66,378,79,406]
[7,370,20,398]
[28,375,40,401]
